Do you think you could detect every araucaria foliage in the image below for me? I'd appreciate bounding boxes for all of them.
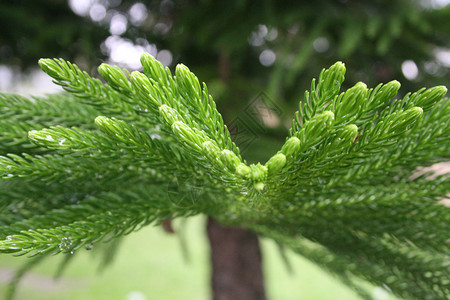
[0,54,448,299]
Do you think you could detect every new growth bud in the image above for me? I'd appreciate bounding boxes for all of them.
[175,64,202,98]
[236,163,251,177]
[94,116,111,133]
[95,116,133,144]
[327,124,358,154]
[159,105,182,125]
[328,61,346,81]
[369,80,401,111]
[414,86,447,111]
[172,121,201,151]
[343,124,358,141]
[140,53,160,77]
[281,137,301,157]
[130,71,162,107]
[391,107,423,134]
[98,64,131,92]
[249,163,268,192]
[202,141,221,162]
[220,150,241,172]
[335,82,368,121]
[318,62,346,102]
[38,59,64,80]
[336,124,358,147]
[265,153,286,175]
[300,111,335,145]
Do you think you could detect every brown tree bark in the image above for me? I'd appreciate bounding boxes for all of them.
[206,217,266,300]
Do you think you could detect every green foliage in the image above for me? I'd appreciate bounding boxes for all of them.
[0,54,449,300]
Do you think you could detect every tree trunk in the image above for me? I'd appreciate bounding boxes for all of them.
[206,217,266,300]
[208,51,266,300]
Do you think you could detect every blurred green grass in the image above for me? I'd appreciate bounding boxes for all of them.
[0,217,397,300]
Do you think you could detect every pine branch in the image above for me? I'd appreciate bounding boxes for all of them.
[0,54,448,300]
[0,93,100,154]
[0,185,200,256]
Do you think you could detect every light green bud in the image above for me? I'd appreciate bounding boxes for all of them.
[94,115,109,128]
[369,80,400,111]
[140,53,161,77]
[220,150,241,172]
[327,61,346,82]
[94,116,114,135]
[318,62,346,102]
[175,64,200,89]
[249,163,268,192]
[390,107,423,134]
[28,128,74,150]
[336,82,368,120]
[159,105,182,125]
[309,110,335,130]
[281,137,301,157]
[202,141,221,162]
[342,124,358,141]
[95,116,133,144]
[175,64,190,77]
[265,153,287,175]
[130,71,162,106]
[129,71,148,85]
[236,163,251,177]
[250,163,268,182]
[414,86,447,111]
[171,121,199,150]
[335,124,358,147]
[327,124,358,155]
[38,58,64,80]
[301,111,335,145]
[253,182,265,192]
[98,64,131,92]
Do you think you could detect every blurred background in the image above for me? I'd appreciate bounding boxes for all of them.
[0,0,449,299]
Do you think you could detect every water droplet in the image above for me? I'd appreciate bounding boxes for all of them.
[85,244,94,250]
[6,174,13,177]
[6,165,12,170]
[58,138,66,145]
[46,135,54,141]
[58,237,73,250]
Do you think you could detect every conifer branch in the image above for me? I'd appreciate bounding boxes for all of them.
[0,54,448,300]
